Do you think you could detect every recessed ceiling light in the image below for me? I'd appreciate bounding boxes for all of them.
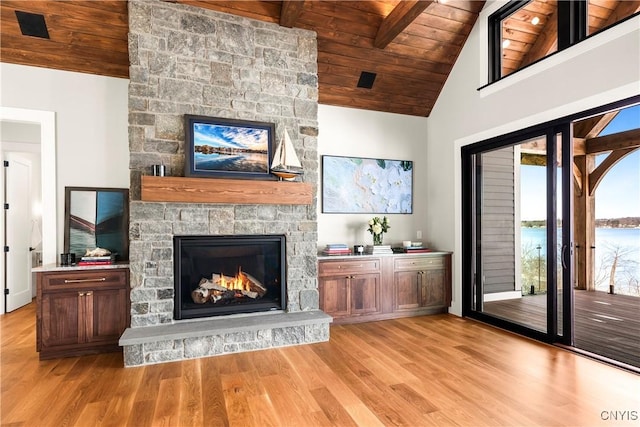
[531,16,540,25]
[502,39,511,48]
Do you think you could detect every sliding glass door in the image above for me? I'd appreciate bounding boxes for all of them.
[463,126,573,343]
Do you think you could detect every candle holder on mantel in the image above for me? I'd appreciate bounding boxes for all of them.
[152,164,166,176]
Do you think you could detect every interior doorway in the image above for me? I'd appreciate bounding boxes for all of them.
[0,107,56,314]
[3,152,36,311]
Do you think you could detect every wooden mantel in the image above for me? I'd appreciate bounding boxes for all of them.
[140,176,313,205]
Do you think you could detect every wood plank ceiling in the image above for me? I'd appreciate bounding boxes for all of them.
[0,0,484,117]
[0,1,130,78]
[1,1,637,117]
[166,0,487,116]
[501,0,640,78]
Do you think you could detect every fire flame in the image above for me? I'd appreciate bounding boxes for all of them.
[217,267,250,292]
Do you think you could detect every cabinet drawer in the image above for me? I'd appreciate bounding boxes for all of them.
[41,269,128,291]
[394,256,444,271]
[319,259,380,276]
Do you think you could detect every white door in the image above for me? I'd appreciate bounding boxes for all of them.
[4,153,32,312]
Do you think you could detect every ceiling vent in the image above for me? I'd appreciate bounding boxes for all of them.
[357,71,377,89]
[15,11,50,39]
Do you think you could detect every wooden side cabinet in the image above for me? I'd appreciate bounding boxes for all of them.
[394,255,451,311]
[318,258,381,322]
[36,266,130,360]
[319,252,452,324]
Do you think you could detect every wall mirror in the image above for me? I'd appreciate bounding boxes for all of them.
[64,187,129,261]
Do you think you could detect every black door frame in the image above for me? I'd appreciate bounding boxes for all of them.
[461,95,639,345]
[463,127,564,343]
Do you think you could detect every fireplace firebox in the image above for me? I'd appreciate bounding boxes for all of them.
[174,235,286,320]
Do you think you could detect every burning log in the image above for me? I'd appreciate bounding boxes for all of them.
[198,277,227,292]
[191,268,267,304]
[191,287,209,304]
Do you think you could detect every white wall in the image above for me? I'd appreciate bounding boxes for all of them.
[0,63,130,255]
[427,6,640,315]
[317,105,429,250]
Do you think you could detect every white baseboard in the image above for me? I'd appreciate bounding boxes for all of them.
[483,291,522,302]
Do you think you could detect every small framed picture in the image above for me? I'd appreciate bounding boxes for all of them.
[184,115,275,180]
[64,187,129,261]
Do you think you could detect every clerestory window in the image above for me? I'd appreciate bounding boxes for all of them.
[488,0,640,83]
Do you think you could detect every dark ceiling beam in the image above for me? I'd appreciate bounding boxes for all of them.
[280,1,305,28]
[374,0,433,49]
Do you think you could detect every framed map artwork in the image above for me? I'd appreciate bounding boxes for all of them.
[321,155,413,214]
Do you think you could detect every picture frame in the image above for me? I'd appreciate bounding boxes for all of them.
[322,155,413,214]
[184,115,275,180]
[64,187,129,261]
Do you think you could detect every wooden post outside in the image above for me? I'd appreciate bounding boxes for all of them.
[573,155,596,291]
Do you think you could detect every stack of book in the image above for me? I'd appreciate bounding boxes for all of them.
[365,245,393,255]
[77,254,116,266]
[321,244,352,256]
[399,246,432,253]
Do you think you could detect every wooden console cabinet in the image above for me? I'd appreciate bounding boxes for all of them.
[319,252,451,324]
[35,265,130,360]
[318,258,382,322]
[394,255,450,311]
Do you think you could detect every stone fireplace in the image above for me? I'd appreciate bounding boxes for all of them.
[119,0,330,366]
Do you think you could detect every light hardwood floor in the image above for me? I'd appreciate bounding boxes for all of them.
[1,302,639,426]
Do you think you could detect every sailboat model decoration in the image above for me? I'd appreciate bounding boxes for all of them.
[270,129,304,181]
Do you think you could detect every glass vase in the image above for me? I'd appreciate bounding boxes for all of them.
[373,233,383,246]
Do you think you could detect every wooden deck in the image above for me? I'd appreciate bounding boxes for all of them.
[484,290,640,368]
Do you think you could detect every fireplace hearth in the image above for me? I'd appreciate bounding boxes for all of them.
[174,235,286,320]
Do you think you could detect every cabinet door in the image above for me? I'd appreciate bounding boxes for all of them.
[350,273,381,316]
[41,292,81,347]
[395,271,422,311]
[319,276,350,319]
[423,268,446,307]
[87,288,129,344]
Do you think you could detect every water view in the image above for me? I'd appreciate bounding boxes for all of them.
[521,226,640,296]
[194,152,268,173]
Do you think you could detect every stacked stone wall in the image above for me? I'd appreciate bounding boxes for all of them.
[127,0,320,333]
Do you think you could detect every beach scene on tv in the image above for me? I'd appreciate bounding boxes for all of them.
[193,122,269,174]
